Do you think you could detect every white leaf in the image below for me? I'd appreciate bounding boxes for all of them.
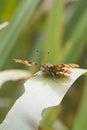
[0,69,30,87]
[0,22,9,30]
[0,68,87,130]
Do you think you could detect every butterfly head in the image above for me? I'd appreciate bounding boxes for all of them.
[42,64,52,74]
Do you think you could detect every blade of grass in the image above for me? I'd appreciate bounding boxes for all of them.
[42,0,64,64]
[58,29,87,63]
[72,79,87,130]
[66,8,87,43]
[27,31,44,73]
[58,9,87,63]
[2,0,20,20]
[0,0,7,21]
[0,0,40,69]
[64,0,87,42]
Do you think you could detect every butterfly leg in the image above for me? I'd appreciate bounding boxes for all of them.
[50,72,56,79]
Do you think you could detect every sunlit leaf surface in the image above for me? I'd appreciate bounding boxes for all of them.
[0,68,87,130]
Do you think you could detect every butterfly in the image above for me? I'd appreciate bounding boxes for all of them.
[14,59,79,77]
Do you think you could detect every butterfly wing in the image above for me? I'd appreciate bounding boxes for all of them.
[49,64,79,75]
[14,59,42,67]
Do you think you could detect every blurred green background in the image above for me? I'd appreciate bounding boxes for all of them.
[0,0,87,130]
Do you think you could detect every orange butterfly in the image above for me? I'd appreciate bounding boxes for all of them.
[14,59,79,77]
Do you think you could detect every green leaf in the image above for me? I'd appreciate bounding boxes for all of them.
[59,0,87,63]
[0,68,87,130]
[42,0,64,63]
[64,0,87,42]
[0,0,40,69]
[72,79,87,130]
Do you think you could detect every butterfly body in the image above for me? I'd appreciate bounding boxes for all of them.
[42,63,79,77]
[14,59,79,77]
